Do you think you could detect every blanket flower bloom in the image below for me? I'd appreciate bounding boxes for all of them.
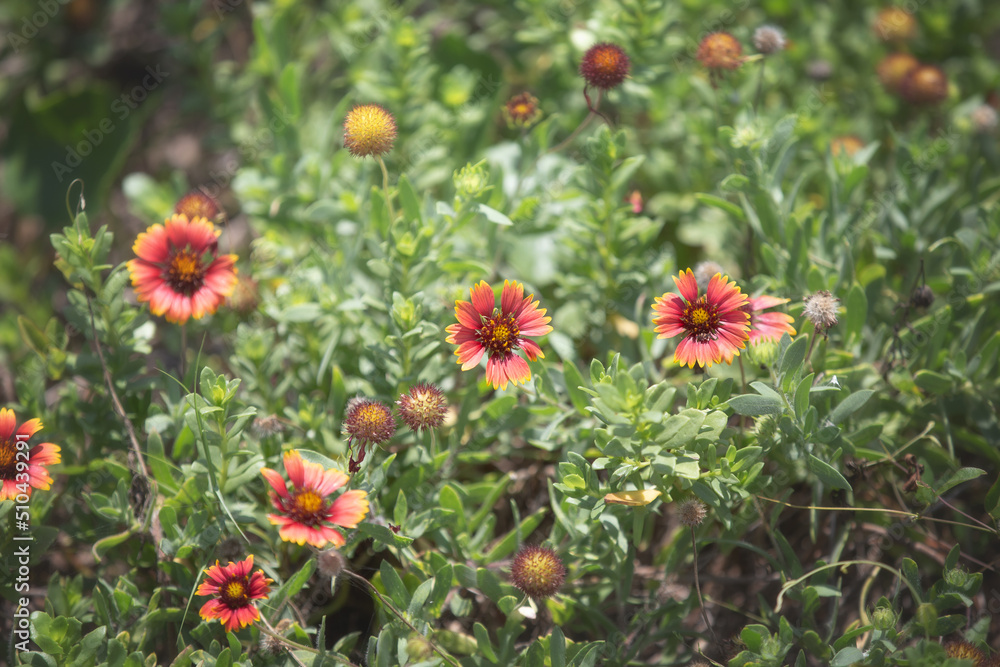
[652,269,750,368]
[196,555,272,632]
[127,214,238,324]
[745,295,797,345]
[0,408,61,501]
[446,280,553,390]
[260,450,369,548]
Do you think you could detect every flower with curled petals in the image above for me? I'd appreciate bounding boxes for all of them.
[744,295,796,345]
[196,555,272,632]
[652,269,750,368]
[260,450,369,548]
[0,408,61,501]
[446,280,553,390]
[127,214,238,325]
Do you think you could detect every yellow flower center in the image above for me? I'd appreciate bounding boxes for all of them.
[221,579,249,607]
[344,104,397,158]
[0,439,16,479]
[294,490,324,515]
[478,312,520,356]
[682,300,721,343]
[166,249,206,295]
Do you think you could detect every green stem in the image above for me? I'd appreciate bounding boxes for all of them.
[377,155,396,224]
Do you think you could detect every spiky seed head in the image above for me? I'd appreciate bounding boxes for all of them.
[510,545,566,600]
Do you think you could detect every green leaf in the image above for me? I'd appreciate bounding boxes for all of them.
[807,455,851,491]
[695,193,745,221]
[727,394,783,416]
[913,370,953,394]
[845,284,867,344]
[830,648,865,666]
[268,559,317,614]
[379,561,410,607]
[477,203,513,226]
[829,390,874,424]
[398,174,423,223]
[550,626,566,667]
[779,335,809,377]
[473,623,498,663]
[562,362,590,416]
[483,508,546,562]
[936,467,985,496]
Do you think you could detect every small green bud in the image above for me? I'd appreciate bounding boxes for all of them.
[453,161,491,200]
[944,567,968,587]
[914,602,937,633]
[871,605,897,631]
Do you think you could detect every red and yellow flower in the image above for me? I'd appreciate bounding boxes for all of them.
[744,295,796,345]
[446,280,552,390]
[127,214,238,324]
[196,555,272,632]
[260,450,369,548]
[0,408,61,501]
[652,269,750,368]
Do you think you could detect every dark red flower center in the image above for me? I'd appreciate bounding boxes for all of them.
[165,248,207,296]
[220,578,250,608]
[289,489,326,526]
[0,438,16,480]
[683,299,721,343]
[478,311,520,356]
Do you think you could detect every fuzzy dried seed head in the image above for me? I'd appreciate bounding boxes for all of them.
[971,104,999,133]
[343,104,397,158]
[397,383,448,431]
[697,32,744,70]
[580,42,631,90]
[753,25,786,55]
[317,548,347,579]
[343,398,396,445]
[694,261,727,291]
[803,290,840,330]
[806,60,833,81]
[252,414,285,438]
[510,545,566,600]
[676,499,708,527]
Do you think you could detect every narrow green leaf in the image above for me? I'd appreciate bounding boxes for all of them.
[807,455,852,491]
[845,284,867,344]
[473,623,498,663]
[727,394,783,416]
[936,467,985,496]
[779,335,809,377]
[695,193,745,221]
[398,174,423,223]
[829,389,874,424]
[562,362,590,416]
[477,203,513,226]
[379,561,411,607]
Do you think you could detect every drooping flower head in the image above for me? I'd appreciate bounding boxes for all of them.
[652,270,750,368]
[396,383,448,432]
[510,545,566,600]
[874,6,916,43]
[877,53,919,97]
[343,103,397,158]
[445,280,553,390]
[196,554,272,632]
[902,64,948,106]
[342,398,395,473]
[697,32,744,71]
[503,92,541,128]
[0,408,61,501]
[743,295,797,345]
[175,190,221,221]
[260,450,369,547]
[580,42,631,91]
[127,214,238,325]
